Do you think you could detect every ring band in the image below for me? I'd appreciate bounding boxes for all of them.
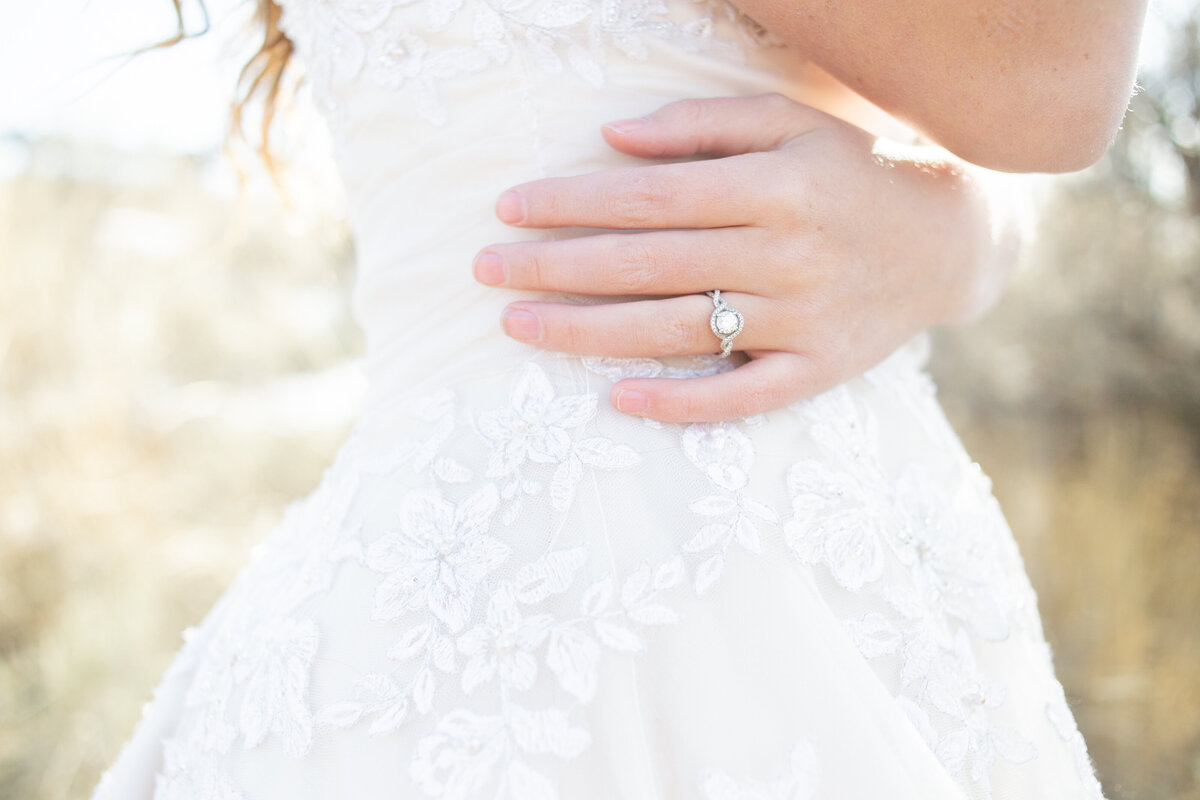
[706,290,744,357]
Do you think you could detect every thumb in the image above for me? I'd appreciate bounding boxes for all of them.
[600,93,830,158]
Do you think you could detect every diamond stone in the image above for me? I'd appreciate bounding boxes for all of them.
[714,309,740,336]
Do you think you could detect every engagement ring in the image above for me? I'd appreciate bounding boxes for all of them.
[706,290,744,357]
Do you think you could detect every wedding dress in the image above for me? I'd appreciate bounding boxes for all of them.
[90,0,1107,797]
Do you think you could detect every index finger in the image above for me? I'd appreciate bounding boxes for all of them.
[495,153,774,230]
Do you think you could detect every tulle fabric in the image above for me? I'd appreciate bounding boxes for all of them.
[91,0,1105,797]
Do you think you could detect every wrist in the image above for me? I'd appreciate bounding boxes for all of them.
[876,140,998,329]
[941,165,1031,326]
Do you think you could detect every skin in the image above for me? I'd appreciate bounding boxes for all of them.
[730,0,1150,173]
[473,2,1148,422]
[474,93,1013,422]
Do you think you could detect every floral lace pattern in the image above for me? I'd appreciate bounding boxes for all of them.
[88,350,1107,800]
[275,0,785,124]
[83,0,1108,794]
[783,382,1038,793]
[1045,678,1105,792]
[697,739,819,800]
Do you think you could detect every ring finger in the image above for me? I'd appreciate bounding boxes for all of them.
[500,292,782,357]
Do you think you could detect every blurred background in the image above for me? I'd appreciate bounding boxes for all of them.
[0,1,1197,799]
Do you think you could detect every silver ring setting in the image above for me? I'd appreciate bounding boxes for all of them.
[706,290,744,357]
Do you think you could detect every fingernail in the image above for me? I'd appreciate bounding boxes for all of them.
[495,191,526,224]
[615,389,649,413]
[473,251,507,285]
[604,117,649,134]
[501,308,540,340]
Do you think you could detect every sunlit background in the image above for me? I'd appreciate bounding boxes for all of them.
[1,2,1198,799]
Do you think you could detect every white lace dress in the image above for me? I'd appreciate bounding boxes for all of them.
[90,0,1106,798]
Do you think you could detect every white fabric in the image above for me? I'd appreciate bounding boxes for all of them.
[90,0,1106,797]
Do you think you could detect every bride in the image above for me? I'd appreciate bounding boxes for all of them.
[92,0,1146,798]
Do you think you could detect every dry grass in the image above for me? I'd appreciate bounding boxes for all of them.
[935,406,1200,800]
[1,139,1197,800]
[0,141,359,799]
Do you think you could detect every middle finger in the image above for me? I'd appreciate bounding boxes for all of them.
[475,227,776,295]
[495,154,772,229]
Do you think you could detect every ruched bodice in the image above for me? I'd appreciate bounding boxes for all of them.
[89,2,1108,798]
[276,0,804,399]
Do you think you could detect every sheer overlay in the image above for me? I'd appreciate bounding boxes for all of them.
[91,0,1104,797]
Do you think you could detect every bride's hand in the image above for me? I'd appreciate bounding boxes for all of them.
[474,93,1012,423]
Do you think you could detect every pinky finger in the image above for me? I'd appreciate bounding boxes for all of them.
[610,351,834,423]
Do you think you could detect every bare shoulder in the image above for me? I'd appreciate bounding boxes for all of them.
[737,0,1150,172]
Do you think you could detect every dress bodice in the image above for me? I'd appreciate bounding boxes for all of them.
[88,8,1108,798]
[277,0,789,127]
[276,0,808,404]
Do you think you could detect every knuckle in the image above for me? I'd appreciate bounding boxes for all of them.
[772,248,811,296]
[738,375,783,416]
[777,258,811,298]
[760,91,794,114]
[803,349,841,392]
[657,388,697,421]
[608,239,660,293]
[763,91,826,131]
[777,366,815,405]
[556,313,590,352]
[775,162,816,208]
[522,247,551,288]
[609,174,670,226]
[534,178,569,223]
[666,96,706,126]
[650,313,695,355]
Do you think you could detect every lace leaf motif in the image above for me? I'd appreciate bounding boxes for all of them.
[698,738,820,800]
[276,0,783,125]
[135,357,1102,800]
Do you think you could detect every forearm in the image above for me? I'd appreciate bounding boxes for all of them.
[482,94,1041,420]
[738,0,1149,172]
[949,165,1033,325]
[870,138,1029,328]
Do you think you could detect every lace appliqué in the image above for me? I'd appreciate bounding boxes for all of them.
[133,355,1099,800]
[475,361,640,522]
[275,0,784,125]
[784,382,1039,795]
[307,363,690,797]
[698,739,820,800]
[680,421,777,594]
[1041,645,1106,799]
